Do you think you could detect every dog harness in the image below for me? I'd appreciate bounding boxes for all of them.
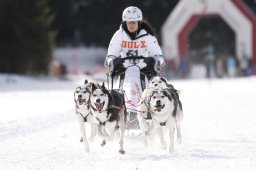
[76,112,90,122]
[76,103,91,122]
[159,122,166,126]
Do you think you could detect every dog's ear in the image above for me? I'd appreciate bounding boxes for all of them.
[84,79,88,85]
[86,86,91,93]
[149,77,155,82]
[102,82,106,89]
[168,83,174,89]
[160,77,167,84]
[91,83,97,91]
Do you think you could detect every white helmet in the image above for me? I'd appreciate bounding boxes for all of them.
[122,6,143,22]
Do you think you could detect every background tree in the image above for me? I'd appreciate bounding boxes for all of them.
[48,0,179,46]
[0,0,56,74]
[48,0,255,48]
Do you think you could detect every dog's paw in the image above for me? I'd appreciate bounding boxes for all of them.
[101,140,106,147]
[119,149,126,154]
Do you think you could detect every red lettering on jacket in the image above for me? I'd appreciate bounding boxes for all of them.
[121,41,146,48]
[127,42,133,48]
[121,41,126,48]
[133,42,139,48]
[140,41,146,48]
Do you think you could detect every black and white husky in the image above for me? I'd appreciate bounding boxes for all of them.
[149,88,183,152]
[90,83,127,154]
[74,80,96,153]
[138,77,172,117]
[137,76,175,146]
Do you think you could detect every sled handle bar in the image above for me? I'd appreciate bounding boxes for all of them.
[121,56,146,61]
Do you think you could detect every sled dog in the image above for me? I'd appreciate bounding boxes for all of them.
[90,82,127,154]
[74,79,96,153]
[137,76,175,146]
[138,76,175,117]
[149,76,174,89]
[149,88,183,152]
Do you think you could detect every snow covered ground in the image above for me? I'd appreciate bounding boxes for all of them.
[0,73,256,170]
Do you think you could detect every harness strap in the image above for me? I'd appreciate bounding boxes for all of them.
[96,117,106,126]
[76,104,91,122]
[160,122,166,126]
[83,113,89,122]
[77,112,90,122]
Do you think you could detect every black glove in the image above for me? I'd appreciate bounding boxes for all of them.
[111,57,125,77]
[144,57,161,73]
[113,57,124,67]
[143,57,155,66]
[141,57,157,79]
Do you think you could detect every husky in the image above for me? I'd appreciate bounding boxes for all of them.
[149,88,183,152]
[74,79,96,153]
[138,76,176,117]
[149,76,174,89]
[90,82,127,154]
[137,76,176,146]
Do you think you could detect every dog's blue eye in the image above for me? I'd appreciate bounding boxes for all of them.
[76,91,79,93]
[153,96,156,99]
[161,96,164,98]
[100,94,104,96]
[82,91,86,93]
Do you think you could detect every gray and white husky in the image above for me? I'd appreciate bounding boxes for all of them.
[137,76,175,146]
[90,83,127,154]
[74,79,96,153]
[138,77,172,116]
[149,88,183,152]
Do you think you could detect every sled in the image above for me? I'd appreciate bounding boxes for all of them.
[107,56,149,133]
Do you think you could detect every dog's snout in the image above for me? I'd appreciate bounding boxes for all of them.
[96,99,101,103]
[154,84,158,87]
[156,100,161,105]
[78,95,82,98]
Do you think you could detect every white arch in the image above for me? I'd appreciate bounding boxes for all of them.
[162,0,253,60]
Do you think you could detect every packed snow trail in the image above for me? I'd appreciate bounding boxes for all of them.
[0,75,256,170]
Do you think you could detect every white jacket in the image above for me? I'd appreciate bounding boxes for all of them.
[105,26,164,67]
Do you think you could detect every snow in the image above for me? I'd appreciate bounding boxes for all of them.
[0,73,256,170]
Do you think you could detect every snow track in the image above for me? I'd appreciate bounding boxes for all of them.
[0,75,256,170]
